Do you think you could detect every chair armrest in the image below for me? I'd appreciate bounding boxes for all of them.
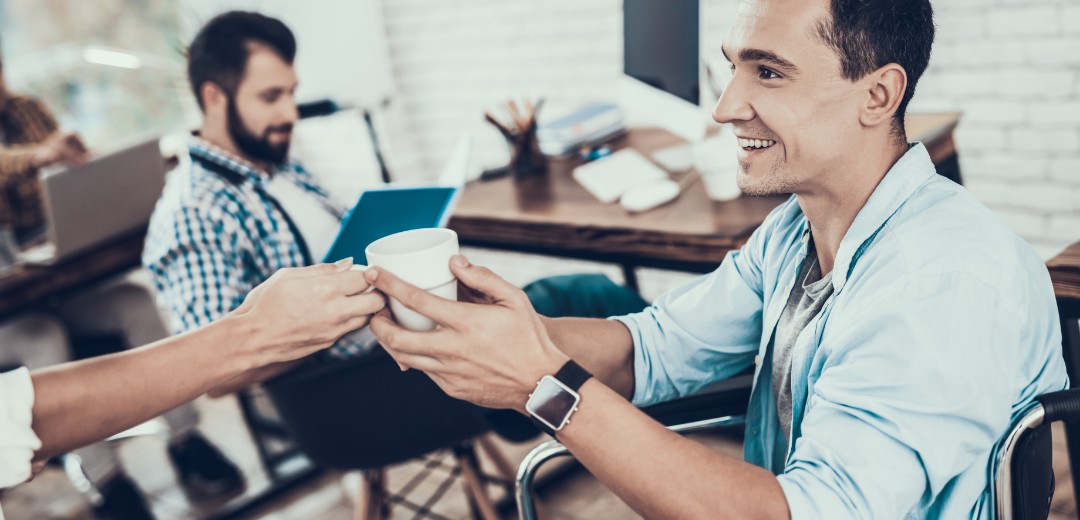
[515,414,745,520]
[639,374,753,426]
[1036,388,1080,424]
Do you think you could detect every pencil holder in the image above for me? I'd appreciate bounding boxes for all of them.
[481,99,548,180]
[506,124,546,177]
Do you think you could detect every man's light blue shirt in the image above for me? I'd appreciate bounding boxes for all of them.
[613,143,1068,519]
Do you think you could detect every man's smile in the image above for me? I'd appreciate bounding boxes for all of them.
[736,135,779,162]
[737,137,777,150]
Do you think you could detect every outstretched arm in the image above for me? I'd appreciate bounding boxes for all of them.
[29,260,384,461]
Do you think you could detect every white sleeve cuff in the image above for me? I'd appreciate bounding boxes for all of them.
[0,368,41,489]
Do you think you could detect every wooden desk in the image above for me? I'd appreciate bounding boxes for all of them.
[1046,242,1080,510]
[0,114,960,320]
[0,230,146,321]
[1048,242,1080,302]
[449,113,962,287]
[1047,241,1080,387]
[0,148,180,322]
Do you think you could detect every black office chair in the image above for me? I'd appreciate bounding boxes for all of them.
[263,346,518,520]
[514,382,1079,520]
[234,97,394,483]
[994,389,1080,519]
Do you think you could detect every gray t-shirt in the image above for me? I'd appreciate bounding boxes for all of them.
[772,238,834,442]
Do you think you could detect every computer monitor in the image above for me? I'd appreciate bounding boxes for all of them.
[623,0,700,106]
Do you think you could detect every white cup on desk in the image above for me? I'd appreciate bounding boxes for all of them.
[693,134,743,201]
[364,228,459,331]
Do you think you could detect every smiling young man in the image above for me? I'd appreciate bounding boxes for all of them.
[361,0,1068,518]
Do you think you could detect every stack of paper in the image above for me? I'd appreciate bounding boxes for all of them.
[537,103,626,156]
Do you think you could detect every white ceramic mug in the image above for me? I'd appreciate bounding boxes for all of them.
[364,228,459,331]
[693,134,742,201]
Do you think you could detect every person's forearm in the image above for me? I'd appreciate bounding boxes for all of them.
[29,314,255,461]
[0,147,39,187]
[206,360,299,398]
[556,379,790,520]
[26,260,379,461]
[541,317,635,399]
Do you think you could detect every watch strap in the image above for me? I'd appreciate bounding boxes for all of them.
[554,358,591,392]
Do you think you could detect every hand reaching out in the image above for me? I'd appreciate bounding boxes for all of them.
[364,256,568,412]
[229,259,386,368]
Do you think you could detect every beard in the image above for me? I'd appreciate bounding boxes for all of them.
[227,96,293,166]
[736,145,796,197]
[737,158,796,196]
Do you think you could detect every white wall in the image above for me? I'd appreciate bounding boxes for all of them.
[703,0,1080,258]
[178,0,394,108]
[909,0,1080,258]
[377,0,624,178]
[306,0,1080,259]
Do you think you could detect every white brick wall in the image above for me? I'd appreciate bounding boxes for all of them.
[908,0,1080,258]
[377,0,624,179]
[705,0,1080,258]
[313,0,1080,262]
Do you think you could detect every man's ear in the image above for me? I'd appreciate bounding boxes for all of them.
[200,82,227,114]
[860,63,907,129]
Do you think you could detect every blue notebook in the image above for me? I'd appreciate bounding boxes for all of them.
[322,185,459,265]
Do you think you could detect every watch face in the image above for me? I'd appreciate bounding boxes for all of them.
[527,376,581,431]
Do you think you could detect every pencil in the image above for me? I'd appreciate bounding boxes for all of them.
[484,111,517,138]
[507,100,526,132]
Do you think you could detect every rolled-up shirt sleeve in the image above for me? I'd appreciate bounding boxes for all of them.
[0,368,41,489]
[612,206,778,406]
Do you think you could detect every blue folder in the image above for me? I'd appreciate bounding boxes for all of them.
[322,185,459,265]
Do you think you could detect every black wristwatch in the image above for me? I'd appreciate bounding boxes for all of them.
[526,359,593,438]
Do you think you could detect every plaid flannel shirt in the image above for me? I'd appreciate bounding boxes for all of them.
[0,95,59,239]
[142,136,372,359]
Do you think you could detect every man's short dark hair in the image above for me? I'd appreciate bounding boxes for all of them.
[187,11,296,110]
[815,0,935,139]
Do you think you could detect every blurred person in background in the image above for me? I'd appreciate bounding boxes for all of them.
[144,10,649,388]
[0,47,246,518]
[0,51,89,244]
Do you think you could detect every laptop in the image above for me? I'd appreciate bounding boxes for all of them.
[19,137,167,265]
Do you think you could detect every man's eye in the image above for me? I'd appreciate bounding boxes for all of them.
[758,67,780,80]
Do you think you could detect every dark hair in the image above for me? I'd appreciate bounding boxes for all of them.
[187,11,296,110]
[815,0,934,138]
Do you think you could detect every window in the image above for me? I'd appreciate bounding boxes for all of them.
[0,0,194,148]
